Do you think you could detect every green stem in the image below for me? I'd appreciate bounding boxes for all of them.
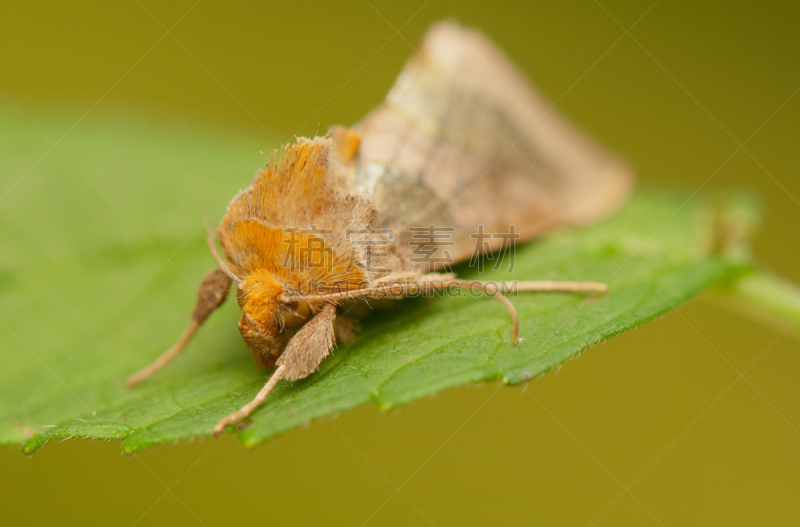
[712,269,800,336]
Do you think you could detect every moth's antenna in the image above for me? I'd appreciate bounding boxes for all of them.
[205,221,241,286]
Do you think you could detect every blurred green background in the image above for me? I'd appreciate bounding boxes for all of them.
[1,1,799,525]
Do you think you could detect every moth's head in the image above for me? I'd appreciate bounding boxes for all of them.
[236,269,310,362]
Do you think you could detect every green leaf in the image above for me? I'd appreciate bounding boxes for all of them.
[0,105,762,453]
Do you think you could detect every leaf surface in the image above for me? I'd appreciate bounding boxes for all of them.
[0,106,755,452]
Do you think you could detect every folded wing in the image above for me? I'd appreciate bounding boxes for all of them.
[340,21,633,267]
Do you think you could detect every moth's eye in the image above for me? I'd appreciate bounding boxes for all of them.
[281,300,310,328]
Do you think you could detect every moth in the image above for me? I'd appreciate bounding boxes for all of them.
[127,22,632,436]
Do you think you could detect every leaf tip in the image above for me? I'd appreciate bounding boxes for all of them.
[21,435,47,455]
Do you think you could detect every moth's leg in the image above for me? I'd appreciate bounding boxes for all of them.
[417,272,457,282]
[511,281,608,294]
[287,279,608,346]
[213,304,337,436]
[374,272,456,284]
[376,279,607,343]
[448,280,608,343]
[127,268,232,387]
[213,363,287,437]
[333,315,358,343]
[411,274,608,292]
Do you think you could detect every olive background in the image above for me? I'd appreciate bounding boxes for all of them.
[2,1,799,525]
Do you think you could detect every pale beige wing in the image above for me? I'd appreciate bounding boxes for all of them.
[339,21,633,269]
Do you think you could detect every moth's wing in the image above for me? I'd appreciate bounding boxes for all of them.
[343,21,633,266]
